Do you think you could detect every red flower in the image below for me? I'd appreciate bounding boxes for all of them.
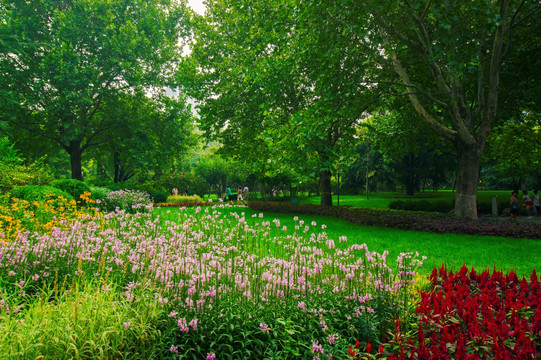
[348,346,356,357]
[366,341,372,353]
[355,338,360,348]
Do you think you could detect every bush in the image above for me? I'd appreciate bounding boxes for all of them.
[10,185,73,202]
[389,200,453,213]
[0,159,54,193]
[98,189,153,213]
[248,202,541,239]
[165,195,204,205]
[147,190,168,204]
[88,185,112,201]
[50,179,91,200]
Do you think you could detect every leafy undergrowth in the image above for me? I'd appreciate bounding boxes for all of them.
[248,202,541,239]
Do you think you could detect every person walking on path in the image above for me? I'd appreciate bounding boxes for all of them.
[184,185,190,196]
[521,190,534,219]
[243,185,249,201]
[237,186,244,205]
[226,185,233,204]
[533,190,539,217]
[510,190,520,219]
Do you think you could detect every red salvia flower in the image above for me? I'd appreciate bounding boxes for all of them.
[365,341,372,353]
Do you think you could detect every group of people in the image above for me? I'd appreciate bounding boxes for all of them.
[510,189,539,219]
[171,185,190,196]
[224,185,249,204]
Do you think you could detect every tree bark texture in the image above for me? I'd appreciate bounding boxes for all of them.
[68,140,83,181]
[320,169,333,207]
[454,144,483,219]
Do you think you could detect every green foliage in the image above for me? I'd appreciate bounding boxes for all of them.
[1,0,191,179]
[10,185,73,202]
[165,195,204,204]
[50,179,91,200]
[88,186,112,201]
[0,280,163,359]
[487,116,541,187]
[0,137,54,192]
[389,200,453,213]
[149,191,168,204]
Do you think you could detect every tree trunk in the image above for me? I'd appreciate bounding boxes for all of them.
[114,151,121,183]
[404,153,415,196]
[320,169,333,207]
[454,144,483,219]
[68,140,83,180]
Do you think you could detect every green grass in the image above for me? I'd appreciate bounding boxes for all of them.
[160,205,540,278]
[299,190,512,209]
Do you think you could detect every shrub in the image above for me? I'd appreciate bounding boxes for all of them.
[248,202,541,239]
[147,190,168,204]
[98,189,153,213]
[9,185,73,202]
[50,179,91,200]
[0,159,54,193]
[88,185,112,201]
[388,200,453,213]
[165,195,204,204]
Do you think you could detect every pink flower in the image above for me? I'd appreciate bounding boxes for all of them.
[206,353,216,360]
[170,345,178,353]
[177,318,189,332]
[123,322,131,328]
[259,323,270,333]
[312,340,324,354]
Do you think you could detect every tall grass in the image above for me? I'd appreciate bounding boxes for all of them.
[0,279,163,359]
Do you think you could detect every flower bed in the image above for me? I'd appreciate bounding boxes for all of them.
[359,266,540,359]
[0,206,425,358]
[248,202,541,239]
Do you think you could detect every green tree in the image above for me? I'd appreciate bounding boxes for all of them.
[188,0,377,206]
[0,0,189,180]
[487,114,541,188]
[89,91,195,183]
[355,0,540,219]
[366,106,456,195]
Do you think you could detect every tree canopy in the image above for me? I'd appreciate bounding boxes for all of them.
[1,0,191,180]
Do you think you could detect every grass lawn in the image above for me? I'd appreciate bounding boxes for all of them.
[299,190,512,209]
[158,205,540,278]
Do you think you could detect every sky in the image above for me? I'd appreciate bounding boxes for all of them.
[187,0,206,15]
